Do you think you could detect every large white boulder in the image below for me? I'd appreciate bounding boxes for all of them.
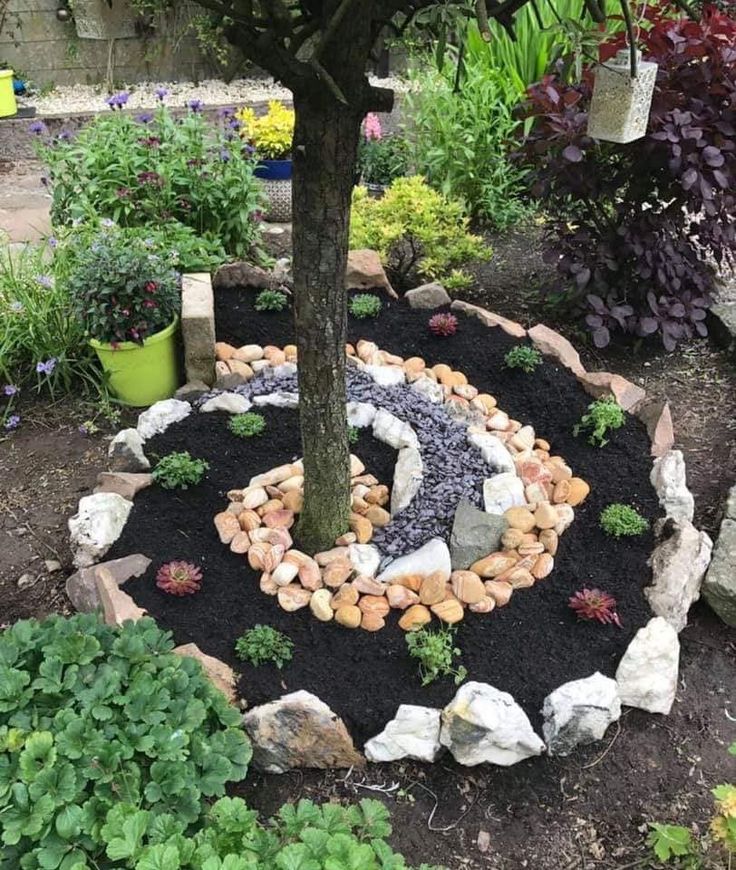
[200,392,251,414]
[364,364,405,387]
[346,401,377,428]
[440,682,545,766]
[615,617,680,714]
[391,446,423,515]
[377,538,451,584]
[68,492,133,568]
[364,705,442,762]
[137,399,191,441]
[108,428,150,472]
[483,473,526,515]
[253,391,299,408]
[372,408,419,449]
[542,673,621,756]
[650,450,695,523]
[468,432,516,474]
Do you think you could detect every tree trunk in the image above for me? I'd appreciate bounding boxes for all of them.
[291,95,362,553]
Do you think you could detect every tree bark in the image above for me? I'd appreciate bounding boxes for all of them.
[291,95,363,553]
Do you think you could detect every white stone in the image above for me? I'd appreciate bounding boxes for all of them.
[68,493,133,569]
[349,543,381,578]
[469,432,516,474]
[200,392,252,414]
[483,473,526,515]
[615,617,680,714]
[377,538,451,584]
[650,450,695,523]
[411,376,445,404]
[364,364,406,387]
[271,362,298,377]
[364,705,442,762]
[542,673,621,756]
[391,446,423,515]
[346,401,377,428]
[108,428,150,472]
[253,391,299,408]
[646,520,713,632]
[440,682,545,766]
[372,408,419,449]
[137,399,191,441]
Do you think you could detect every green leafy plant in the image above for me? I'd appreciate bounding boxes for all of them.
[0,614,251,868]
[348,425,360,444]
[349,293,382,319]
[228,412,266,439]
[358,114,410,185]
[235,625,294,669]
[504,345,543,373]
[600,504,649,538]
[406,626,467,686]
[573,396,626,446]
[350,176,486,290]
[153,451,209,490]
[237,100,294,160]
[254,289,289,312]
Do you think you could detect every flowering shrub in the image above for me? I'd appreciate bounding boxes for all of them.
[33,95,263,257]
[237,100,294,160]
[521,4,736,349]
[65,228,180,345]
[357,113,410,185]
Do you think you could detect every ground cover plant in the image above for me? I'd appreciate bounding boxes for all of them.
[600,503,650,537]
[405,626,467,686]
[0,614,251,868]
[32,95,264,258]
[521,2,736,350]
[235,625,294,669]
[152,451,209,490]
[254,289,289,312]
[574,397,625,446]
[504,345,542,372]
[228,413,266,439]
[349,293,382,319]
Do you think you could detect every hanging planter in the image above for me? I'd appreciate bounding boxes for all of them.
[587,48,658,144]
[71,0,137,40]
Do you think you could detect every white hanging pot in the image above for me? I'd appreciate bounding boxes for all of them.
[587,48,658,144]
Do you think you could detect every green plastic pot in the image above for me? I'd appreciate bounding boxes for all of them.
[90,317,180,407]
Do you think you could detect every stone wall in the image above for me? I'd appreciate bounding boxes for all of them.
[1,0,216,87]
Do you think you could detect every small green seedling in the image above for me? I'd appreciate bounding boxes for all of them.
[347,425,360,444]
[647,824,696,864]
[235,625,294,669]
[405,626,467,686]
[600,503,649,538]
[254,289,289,312]
[153,451,209,490]
[574,396,625,446]
[229,412,266,438]
[349,293,382,319]
[504,345,543,373]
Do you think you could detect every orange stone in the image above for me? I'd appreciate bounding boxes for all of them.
[358,595,390,618]
[214,512,241,544]
[360,612,386,632]
[387,584,420,609]
[484,580,514,606]
[418,571,446,606]
[430,599,464,624]
[567,478,590,506]
[398,604,432,631]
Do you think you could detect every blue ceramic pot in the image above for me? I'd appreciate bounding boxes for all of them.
[255,159,293,181]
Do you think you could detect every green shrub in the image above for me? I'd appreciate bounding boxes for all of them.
[33,100,263,257]
[600,504,649,538]
[348,425,360,444]
[573,397,626,447]
[357,120,411,186]
[406,626,467,686]
[228,412,266,439]
[504,345,542,373]
[235,625,293,669]
[350,176,486,290]
[254,289,289,312]
[153,451,209,490]
[349,293,382,319]
[0,614,251,868]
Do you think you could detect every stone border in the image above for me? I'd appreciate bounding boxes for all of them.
[65,293,713,772]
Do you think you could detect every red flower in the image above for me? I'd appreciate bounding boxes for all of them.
[428,313,459,337]
[156,561,203,596]
[569,588,621,627]
[145,281,158,293]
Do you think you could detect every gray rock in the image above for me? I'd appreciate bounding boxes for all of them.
[200,392,252,414]
[108,428,150,472]
[646,519,713,632]
[615,617,680,714]
[213,260,272,290]
[176,381,211,402]
[650,450,695,522]
[440,682,545,766]
[66,553,152,612]
[364,705,442,762]
[17,572,39,590]
[702,518,736,626]
[391,446,423,515]
[243,690,364,773]
[450,499,508,570]
[542,673,621,756]
[137,399,191,441]
[68,493,133,568]
[405,282,451,309]
[726,484,736,521]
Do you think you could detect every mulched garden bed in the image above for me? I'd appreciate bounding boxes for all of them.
[111,291,660,745]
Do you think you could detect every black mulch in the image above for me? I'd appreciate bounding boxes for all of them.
[112,290,660,745]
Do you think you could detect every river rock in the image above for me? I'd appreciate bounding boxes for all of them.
[377,538,451,584]
[468,432,516,474]
[615,617,679,714]
[66,554,151,612]
[108,428,150,472]
[542,672,621,756]
[253,391,299,408]
[243,691,365,773]
[405,282,451,309]
[364,364,405,387]
[364,705,443,762]
[440,682,545,766]
[483,473,526,515]
[201,392,252,414]
[450,499,508,570]
[137,399,191,441]
[349,543,381,578]
[391,446,423,515]
[69,493,133,568]
[650,450,695,522]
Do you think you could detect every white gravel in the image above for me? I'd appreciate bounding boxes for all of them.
[21,75,409,117]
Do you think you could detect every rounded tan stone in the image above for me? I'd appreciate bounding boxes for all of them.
[262,544,286,573]
[259,572,279,596]
[271,560,299,586]
[335,604,362,629]
[335,532,357,546]
[554,504,575,535]
[257,498,284,517]
[233,344,264,363]
[504,507,536,533]
[487,409,509,430]
[298,559,323,591]
[277,584,312,612]
[247,542,272,571]
[284,549,311,566]
[387,584,420,609]
[539,529,559,555]
[322,558,353,589]
[262,508,295,529]
[549,462,573,483]
[501,528,525,550]
[475,393,497,412]
[315,546,349,566]
[532,553,554,580]
[535,437,551,451]
[519,460,553,487]
[351,496,370,515]
[229,531,251,554]
[469,596,496,614]
[441,370,467,388]
[278,474,304,493]
[215,341,236,361]
[226,359,254,380]
[484,580,514,606]
[331,584,359,609]
[507,568,535,589]
[431,599,464,624]
[470,552,519,578]
[525,482,549,504]
[226,500,245,515]
[454,384,478,401]
[214,512,241,544]
[567,478,590,506]
[450,570,486,605]
[418,571,446,606]
[238,509,261,532]
[358,595,390,617]
[353,575,385,596]
[309,588,333,621]
[360,612,386,632]
[552,479,571,504]
[404,356,426,374]
[284,344,298,360]
[518,542,545,556]
[349,514,373,544]
[281,491,304,513]
[534,503,559,530]
[264,346,286,365]
[398,604,432,631]
[365,505,391,527]
[432,363,452,380]
[242,486,269,510]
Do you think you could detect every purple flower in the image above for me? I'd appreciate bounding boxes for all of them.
[106,92,130,111]
[78,424,89,436]
[155,87,169,101]
[29,121,47,136]
[35,275,54,289]
[244,143,256,156]
[58,130,73,141]
[136,112,153,124]
[188,100,203,113]
[48,237,58,249]
[4,415,20,431]
[100,218,115,228]
[228,117,241,131]
[220,148,230,162]
[218,107,234,119]
[36,358,57,376]
[3,384,18,397]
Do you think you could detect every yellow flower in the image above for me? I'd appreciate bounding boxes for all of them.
[236,100,294,160]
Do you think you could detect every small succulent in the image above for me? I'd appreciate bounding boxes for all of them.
[428,312,458,337]
[569,588,621,627]
[254,289,289,312]
[504,345,543,373]
[349,293,382,319]
[156,561,203,596]
[229,412,266,438]
[573,396,626,447]
[600,503,649,537]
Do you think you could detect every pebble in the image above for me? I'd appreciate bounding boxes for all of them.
[469,596,496,613]
[215,512,241,544]
[331,584,359,609]
[271,561,299,586]
[260,573,279,595]
[353,575,385,596]
[567,478,591,506]
[471,552,518,578]
[315,547,349,566]
[431,599,464,624]
[309,588,334,621]
[554,504,575,535]
[398,604,433,631]
[17,572,38,590]
[298,560,323,591]
[322,559,353,588]
[262,509,295,529]
[450,570,486,605]
[365,505,391,527]
[230,531,251,554]
[242,487,269,510]
[532,554,554,580]
[485,580,514,606]
[387,584,420,609]
[539,529,559,555]
[505,507,536,533]
[418,571,446,606]
[335,605,362,628]
[361,612,386,632]
[277,584,312,612]
[45,560,62,573]
[534,503,558,530]
[257,498,284,516]
[501,528,525,550]
[238,509,261,532]
[349,514,374,544]
[358,595,390,617]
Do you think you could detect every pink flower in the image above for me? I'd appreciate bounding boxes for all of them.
[364,113,382,141]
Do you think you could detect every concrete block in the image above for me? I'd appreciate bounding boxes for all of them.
[181,272,216,386]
